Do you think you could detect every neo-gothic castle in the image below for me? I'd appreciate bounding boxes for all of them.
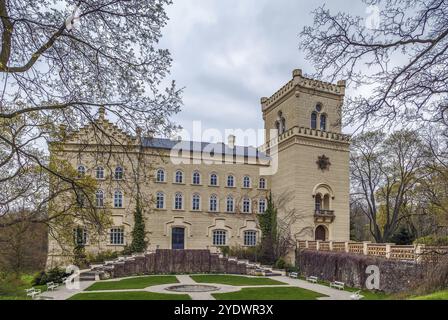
[47,69,350,267]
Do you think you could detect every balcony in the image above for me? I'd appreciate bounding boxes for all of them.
[314,209,335,223]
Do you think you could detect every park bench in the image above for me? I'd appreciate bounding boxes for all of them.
[25,288,41,300]
[288,272,298,278]
[350,290,363,300]
[330,281,345,290]
[46,281,59,291]
[306,276,318,283]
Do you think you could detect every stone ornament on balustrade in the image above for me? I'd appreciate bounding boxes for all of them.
[297,240,448,263]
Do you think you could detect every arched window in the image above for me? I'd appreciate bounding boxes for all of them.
[242,197,251,213]
[244,230,257,246]
[209,194,218,212]
[192,171,201,185]
[210,173,218,186]
[320,114,327,131]
[259,178,266,189]
[315,194,322,212]
[212,229,227,246]
[175,170,184,184]
[258,198,266,213]
[77,165,86,178]
[227,175,234,187]
[192,193,201,211]
[281,117,286,133]
[156,192,165,209]
[226,195,234,213]
[95,166,104,179]
[95,190,104,207]
[311,112,317,129]
[156,169,165,182]
[243,176,251,188]
[114,166,123,180]
[114,190,123,208]
[174,192,183,210]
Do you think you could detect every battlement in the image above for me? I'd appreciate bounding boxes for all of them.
[261,69,346,112]
[259,125,350,153]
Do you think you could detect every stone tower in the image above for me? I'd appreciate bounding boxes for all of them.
[261,69,350,245]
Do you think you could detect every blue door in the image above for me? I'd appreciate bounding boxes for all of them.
[172,227,185,249]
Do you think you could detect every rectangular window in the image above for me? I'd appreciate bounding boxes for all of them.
[213,230,227,246]
[74,228,88,245]
[110,228,124,245]
[244,231,257,246]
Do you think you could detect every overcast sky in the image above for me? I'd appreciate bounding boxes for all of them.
[159,0,368,145]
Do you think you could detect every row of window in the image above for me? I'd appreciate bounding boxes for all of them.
[77,165,124,180]
[156,192,266,213]
[75,228,257,246]
[275,104,328,136]
[156,169,267,189]
[88,190,266,213]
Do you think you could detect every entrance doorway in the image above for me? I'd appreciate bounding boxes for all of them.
[171,227,185,249]
[315,225,327,241]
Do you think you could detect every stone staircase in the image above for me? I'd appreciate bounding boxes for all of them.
[80,250,285,280]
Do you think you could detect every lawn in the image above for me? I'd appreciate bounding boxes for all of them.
[69,291,190,300]
[213,287,326,300]
[85,275,178,291]
[190,275,286,286]
[411,290,448,300]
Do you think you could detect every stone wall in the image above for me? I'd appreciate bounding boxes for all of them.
[296,249,426,293]
[94,249,253,278]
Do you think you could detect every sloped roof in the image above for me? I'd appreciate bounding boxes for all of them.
[141,137,270,161]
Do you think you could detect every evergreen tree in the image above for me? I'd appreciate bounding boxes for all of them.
[130,197,147,253]
[257,193,277,264]
[73,228,87,268]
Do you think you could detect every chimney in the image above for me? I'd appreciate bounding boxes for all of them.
[228,134,236,149]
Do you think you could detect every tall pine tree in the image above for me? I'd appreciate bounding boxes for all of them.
[130,196,147,253]
[257,193,277,264]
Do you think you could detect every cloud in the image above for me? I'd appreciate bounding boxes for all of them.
[159,0,367,145]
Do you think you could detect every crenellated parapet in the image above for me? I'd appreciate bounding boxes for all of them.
[261,69,346,112]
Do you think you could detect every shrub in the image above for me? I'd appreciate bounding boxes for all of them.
[228,245,260,262]
[414,235,448,246]
[219,246,230,257]
[32,267,70,286]
[274,258,287,269]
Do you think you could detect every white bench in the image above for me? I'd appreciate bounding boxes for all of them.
[288,272,298,278]
[46,281,59,291]
[306,276,318,283]
[350,290,363,300]
[330,281,345,290]
[25,288,41,299]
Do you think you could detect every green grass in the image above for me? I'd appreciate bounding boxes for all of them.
[410,290,448,300]
[190,275,286,286]
[213,286,326,300]
[85,275,178,291]
[69,291,191,300]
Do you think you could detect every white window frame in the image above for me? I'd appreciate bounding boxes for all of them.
[244,230,257,246]
[210,173,218,186]
[156,192,165,209]
[227,175,234,187]
[175,170,184,184]
[114,166,123,180]
[192,193,201,211]
[96,190,104,208]
[212,229,227,246]
[156,169,165,182]
[192,171,201,185]
[258,198,266,213]
[174,192,183,210]
[226,196,234,213]
[95,166,104,179]
[209,194,218,212]
[77,165,86,178]
[259,178,266,189]
[110,228,124,245]
[114,190,123,208]
[243,176,251,188]
[242,197,251,213]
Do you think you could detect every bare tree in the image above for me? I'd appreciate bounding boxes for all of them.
[0,1,182,232]
[350,129,429,242]
[299,0,448,129]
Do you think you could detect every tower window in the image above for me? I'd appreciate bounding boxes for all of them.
[311,112,317,129]
[320,114,327,131]
[315,103,322,112]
